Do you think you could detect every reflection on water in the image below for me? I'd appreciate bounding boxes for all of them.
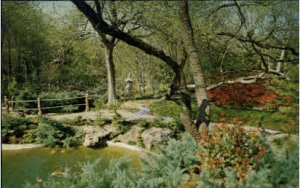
[2,146,141,188]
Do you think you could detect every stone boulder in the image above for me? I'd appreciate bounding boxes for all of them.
[80,125,118,147]
[141,127,173,150]
[114,126,143,144]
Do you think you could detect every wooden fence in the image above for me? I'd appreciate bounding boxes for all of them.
[3,94,92,115]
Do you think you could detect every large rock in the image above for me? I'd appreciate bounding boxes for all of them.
[80,125,118,147]
[114,126,143,144]
[141,127,173,150]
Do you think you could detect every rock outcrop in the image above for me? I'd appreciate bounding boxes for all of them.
[80,125,118,147]
[141,127,173,150]
[114,126,143,144]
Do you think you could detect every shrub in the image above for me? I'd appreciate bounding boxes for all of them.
[21,129,37,143]
[134,133,201,188]
[112,111,124,126]
[95,117,106,127]
[36,117,82,147]
[198,121,270,180]
[117,124,131,134]
[2,114,38,143]
[13,83,38,110]
[138,118,151,129]
[198,151,299,188]
[152,117,168,128]
[207,82,278,107]
[94,96,107,110]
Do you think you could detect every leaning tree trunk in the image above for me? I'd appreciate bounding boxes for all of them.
[104,45,117,104]
[179,0,210,131]
[177,69,202,140]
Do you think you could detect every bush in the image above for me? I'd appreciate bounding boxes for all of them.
[36,117,82,147]
[152,117,168,128]
[95,117,106,127]
[198,151,299,188]
[198,121,270,180]
[138,118,151,129]
[2,114,38,143]
[207,82,278,107]
[21,129,38,143]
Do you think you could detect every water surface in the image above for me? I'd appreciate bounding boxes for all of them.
[2,146,141,188]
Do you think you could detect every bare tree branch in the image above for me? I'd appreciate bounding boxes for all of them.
[217,32,299,56]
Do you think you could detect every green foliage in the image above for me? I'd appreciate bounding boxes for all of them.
[272,136,299,152]
[117,124,131,135]
[24,158,136,188]
[21,129,37,143]
[112,111,124,126]
[95,117,106,127]
[26,132,298,188]
[138,118,151,129]
[108,102,122,113]
[149,100,181,119]
[137,135,145,147]
[94,96,107,110]
[62,105,79,113]
[211,105,298,133]
[39,91,85,113]
[2,114,37,143]
[152,117,168,128]
[7,78,18,97]
[14,84,38,110]
[198,151,299,188]
[36,117,82,147]
[133,133,200,188]
[60,116,91,126]
[268,75,299,108]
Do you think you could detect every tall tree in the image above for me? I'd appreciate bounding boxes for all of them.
[179,0,210,131]
[71,0,202,139]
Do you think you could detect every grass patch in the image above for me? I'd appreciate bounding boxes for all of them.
[211,105,298,133]
[272,137,299,152]
[149,100,298,133]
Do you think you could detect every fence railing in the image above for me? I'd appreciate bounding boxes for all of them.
[3,94,93,115]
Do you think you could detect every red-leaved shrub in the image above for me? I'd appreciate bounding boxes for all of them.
[207,82,277,107]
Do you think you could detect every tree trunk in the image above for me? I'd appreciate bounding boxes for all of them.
[104,45,117,104]
[179,0,210,131]
[8,37,12,76]
[177,69,201,141]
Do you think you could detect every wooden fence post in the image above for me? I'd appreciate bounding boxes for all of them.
[4,96,9,113]
[85,94,89,112]
[37,97,42,115]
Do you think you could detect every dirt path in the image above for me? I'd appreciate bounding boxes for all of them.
[46,99,171,123]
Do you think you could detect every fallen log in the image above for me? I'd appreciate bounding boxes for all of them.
[187,72,266,91]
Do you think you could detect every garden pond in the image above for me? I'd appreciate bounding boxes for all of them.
[2,146,141,188]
